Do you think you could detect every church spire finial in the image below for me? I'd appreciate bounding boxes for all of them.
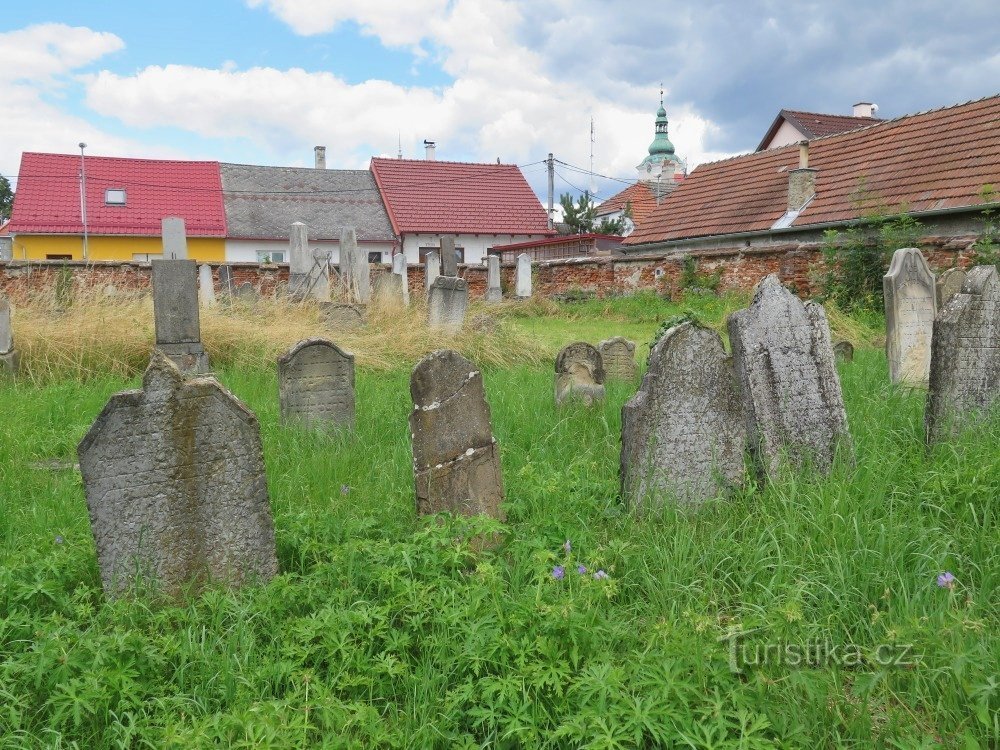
[659,82,663,108]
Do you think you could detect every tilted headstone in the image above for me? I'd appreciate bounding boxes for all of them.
[151,259,209,375]
[515,253,532,298]
[321,302,365,330]
[555,342,606,405]
[727,274,851,477]
[936,267,967,310]
[392,253,410,305]
[424,251,441,292]
[621,323,746,508]
[161,217,188,260]
[440,236,458,277]
[77,353,278,597]
[288,222,330,302]
[833,340,855,363]
[409,350,504,519]
[485,255,502,303]
[597,337,638,380]
[198,264,216,307]
[925,265,1000,444]
[883,248,936,386]
[428,276,469,329]
[278,338,355,431]
[0,295,17,377]
[373,273,405,308]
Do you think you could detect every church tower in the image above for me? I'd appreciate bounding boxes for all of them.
[636,89,685,184]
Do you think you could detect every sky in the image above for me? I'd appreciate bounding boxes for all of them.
[1,0,998,202]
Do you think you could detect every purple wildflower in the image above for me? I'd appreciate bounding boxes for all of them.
[563,539,572,554]
[340,485,350,495]
[552,566,565,580]
[577,565,587,574]
[54,535,64,545]
[593,570,609,581]
[937,571,956,589]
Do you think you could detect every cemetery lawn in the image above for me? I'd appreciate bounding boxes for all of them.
[1,294,997,748]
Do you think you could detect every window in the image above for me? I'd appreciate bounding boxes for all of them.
[418,246,465,264]
[132,253,163,262]
[367,251,383,264]
[257,251,284,263]
[45,254,73,260]
[104,189,127,205]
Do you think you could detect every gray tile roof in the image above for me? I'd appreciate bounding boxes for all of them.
[220,163,396,242]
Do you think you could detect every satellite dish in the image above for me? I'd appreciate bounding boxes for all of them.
[871,103,879,113]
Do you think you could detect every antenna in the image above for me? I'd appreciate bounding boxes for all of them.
[397,132,402,159]
[589,117,597,199]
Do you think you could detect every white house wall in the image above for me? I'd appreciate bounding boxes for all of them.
[224,239,395,264]
[765,120,807,149]
[401,233,548,265]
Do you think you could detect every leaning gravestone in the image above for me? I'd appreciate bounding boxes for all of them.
[925,265,1000,444]
[288,222,330,302]
[278,338,355,431]
[597,337,638,380]
[77,352,278,597]
[555,342,606,405]
[936,267,967,310]
[428,276,469,330]
[425,251,441,293]
[373,273,405,308]
[0,294,18,377]
[151,259,210,375]
[884,248,936,386]
[161,217,188,260]
[409,350,504,519]
[485,255,502,303]
[198,264,216,307]
[515,253,532,298]
[440,236,458,277]
[392,253,410,305]
[621,322,746,508]
[727,274,851,477]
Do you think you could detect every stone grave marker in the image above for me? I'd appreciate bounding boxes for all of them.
[833,340,855,363]
[392,252,410,305]
[925,265,1000,444]
[598,337,638,380]
[373,273,405,308]
[424,251,441,293]
[218,265,235,297]
[485,255,502,303]
[349,229,371,303]
[621,322,746,508]
[936,267,967,309]
[409,349,504,519]
[161,217,187,260]
[278,338,355,431]
[727,274,851,477]
[198,264,216,307]
[339,227,356,296]
[151,259,209,375]
[428,276,469,329]
[555,342,606,405]
[883,248,936,386]
[515,253,532,298]
[440,235,458,277]
[288,222,330,302]
[233,281,257,300]
[77,352,278,597]
[321,302,365,330]
[0,294,17,377]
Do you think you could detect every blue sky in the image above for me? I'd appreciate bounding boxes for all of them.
[2,1,997,201]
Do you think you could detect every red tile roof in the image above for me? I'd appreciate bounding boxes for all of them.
[370,157,551,236]
[0,220,9,236]
[626,95,1000,246]
[8,152,226,236]
[758,109,883,150]
[595,181,673,228]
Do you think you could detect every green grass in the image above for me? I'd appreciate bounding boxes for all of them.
[0,296,997,748]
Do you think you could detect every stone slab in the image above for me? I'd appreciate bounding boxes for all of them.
[440,236,458,277]
[555,341,606,405]
[597,336,638,380]
[373,273,405,308]
[833,340,854,363]
[883,248,936,386]
[278,338,355,431]
[321,302,365,330]
[424,251,441,293]
[161,217,188,260]
[152,259,201,345]
[392,253,410,305]
[485,255,502,303]
[198,264,216,307]
[428,276,469,329]
[935,267,967,310]
[515,253,532,298]
[0,295,12,354]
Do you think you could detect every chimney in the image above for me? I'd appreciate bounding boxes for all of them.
[423,140,436,161]
[314,146,326,169]
[788,140,817,211]
[852,102,875,118]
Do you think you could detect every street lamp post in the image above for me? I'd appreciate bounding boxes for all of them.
[79,142,89,260]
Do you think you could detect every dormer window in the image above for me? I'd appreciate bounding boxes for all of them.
[105,189,126,205]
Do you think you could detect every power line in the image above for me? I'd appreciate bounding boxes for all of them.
[553,158,636,186]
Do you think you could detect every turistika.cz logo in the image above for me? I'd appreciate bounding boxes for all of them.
[720,631,919,674]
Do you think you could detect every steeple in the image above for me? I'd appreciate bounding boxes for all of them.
[636,85,684,183]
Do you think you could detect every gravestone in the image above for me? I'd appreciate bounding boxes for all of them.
[925,265,1000,444]
[373,273,405,308]
[409,349,504,519]
[0,295,17,377]
[288,222,330,302]
[198,264,216,307]
[833,340,855,363]
[515,253,532,298]
[936,267,967,309]
[883,248,936,386]
[218,265,235,297]
[597,337,638,380]
[77,353,278,597]
[392,252,410,305]
[485,255,502,303]
[277,338,355,431]
[321,302,365,330]
[162,217,188,260]
[621,322,746,508]
[440,236,458,277]
[555,342,606,405]
[348,229,371,303]
[151,259,209,375]
[233,281,257,300]
[727,274,851,477]
[424,251,441,293]
[339,227,356,296]
[428,276,469,330]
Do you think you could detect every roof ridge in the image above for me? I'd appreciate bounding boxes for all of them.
[221,162,371,174]
[21,151,219,166]
[781,108,883,120]
[371,156,521,168]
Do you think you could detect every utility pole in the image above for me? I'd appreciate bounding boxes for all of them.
[79,142,89,261]
[546,152,554,230]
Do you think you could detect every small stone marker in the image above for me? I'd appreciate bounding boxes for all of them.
[161,217,188,260]
[440,236,458,277]
[409,349,504,519]
[621,322,746,508]
[555,342,606,405]
[515,253,532,298]
[346,228,371,303]
[288,222,330,302]
[321,302,365,330]
[485,255,502,303]
[373,273,405,307]
[0,294,17,376]
[151,259,209,375]
[339,227,355,295]
[936,267,967,309]
[278,338,355,431]
[428,276,469,329]
[218,265,235,297]
[77,353,278,597]
[833,340,855,363]
[925,265,1000,443]
[727,274,851,477]
[392,252,410,305]
[198,264,216,307]
[425,251,441,292]
[233,281,257,300]
[597,337,638,380]
[883,248,936,386]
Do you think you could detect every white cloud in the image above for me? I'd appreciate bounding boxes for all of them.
[0,23,124,85]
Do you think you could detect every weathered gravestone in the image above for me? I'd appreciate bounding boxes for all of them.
[883,248,936,386]
[833,340,855,363]
[218,265,235,297]
[392,252,410,305]
[340,227,370,303]
[936,267,967,309]
[727,274,851,477]
[440,235,458,277]
[424,251,441,293]
[555,342,606,405]
[428,276,469,330]
[0,294,18,377]
[198,264,216,307]
[152,259,209,375]
[77,352,278,597]
[321,302,365,330]
[373,273,405,308]
[278,338,355,431]
[598,337,638,380]
[288,222,330,302]
[925,265,1000,444]
[485,255,502,303]
[515,253,532,298]
[233,281,258,301]
[621,323,746,508]
[161,217,188,260]
[409,349,504,519]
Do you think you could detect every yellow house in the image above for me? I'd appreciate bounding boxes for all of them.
[8,152,227,262]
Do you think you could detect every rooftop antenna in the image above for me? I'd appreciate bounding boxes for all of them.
[397,132,402,159]
[588,117,597,200]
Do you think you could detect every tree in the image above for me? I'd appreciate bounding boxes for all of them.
[0,176,12,222]
[558,192,629,236]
